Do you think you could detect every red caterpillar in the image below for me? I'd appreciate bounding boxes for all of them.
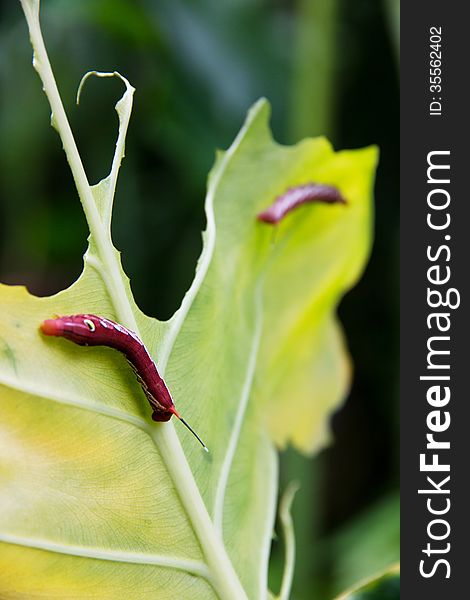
[257,182,346,224]
[40,314,208,451]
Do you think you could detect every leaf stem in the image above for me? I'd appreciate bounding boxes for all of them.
[277,482,299,600]
[288,0,339,142]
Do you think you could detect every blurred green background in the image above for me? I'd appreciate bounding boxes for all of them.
[0,0,399,598]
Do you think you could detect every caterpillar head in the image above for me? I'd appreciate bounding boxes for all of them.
[41,314,101,345]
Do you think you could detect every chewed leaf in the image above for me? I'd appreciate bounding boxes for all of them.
[77,71,135,227]
[177,101,377,454]
[2,3,377,598]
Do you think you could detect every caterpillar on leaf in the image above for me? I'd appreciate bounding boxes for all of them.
[41,314,208,451]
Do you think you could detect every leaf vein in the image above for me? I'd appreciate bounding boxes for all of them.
[213,287,263,532]
[0,533,211,581]
[0,373,151,433]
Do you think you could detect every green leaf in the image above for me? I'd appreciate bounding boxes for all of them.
[335,564,400,600]
[329,493,400,596]
[1,3,377,598]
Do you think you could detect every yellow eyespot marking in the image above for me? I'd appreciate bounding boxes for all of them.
[83,318,96,332]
